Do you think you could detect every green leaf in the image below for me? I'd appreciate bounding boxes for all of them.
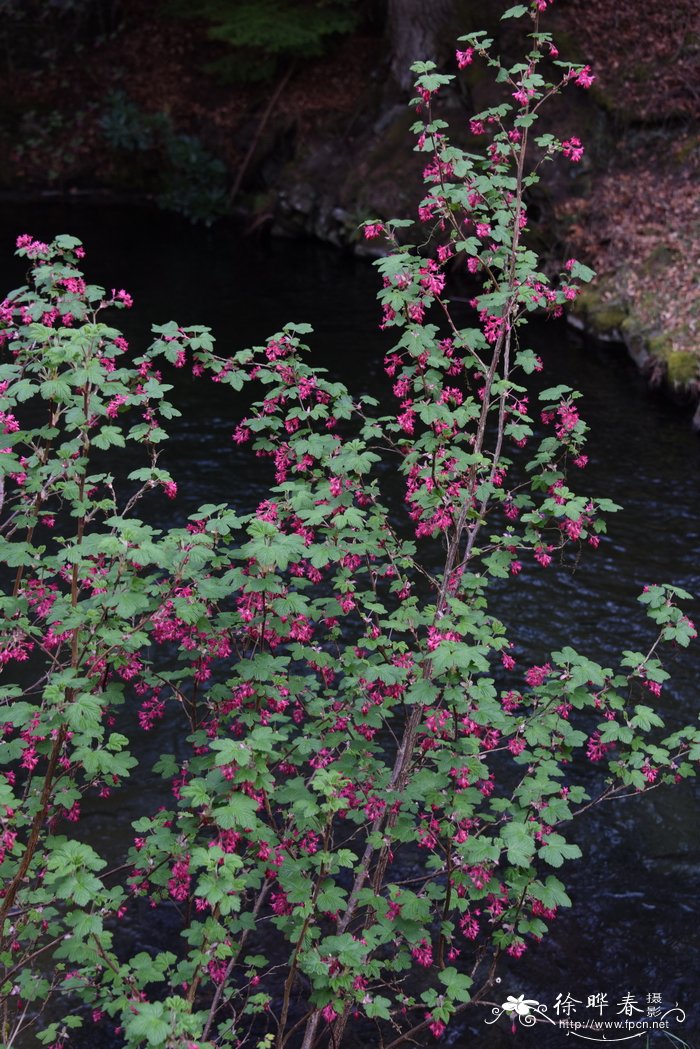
[530,875,572,909]
[439,966,473,1002]
[630,705,665,731]
[515,348,540,374]
[40,378,72,401]
[317,884,347,912]
[403,679,441,706]
[501,821,536,867]
[539,834,582,868]
[539,385,573,401]
[55,234,84,250]
[213,793,260,829]
[92,425,126,450]
[364,996,392,1020]
[125,1002,170,1046]
[569,261,596,282]
[501,4,528,18]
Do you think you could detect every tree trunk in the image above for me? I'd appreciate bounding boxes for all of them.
[387,0,456,91]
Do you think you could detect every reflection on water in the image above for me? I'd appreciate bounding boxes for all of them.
[1,203,699,1043]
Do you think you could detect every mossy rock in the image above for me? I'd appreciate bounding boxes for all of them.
[666,352,696,386]
[648,336,698,386]
[589,304,628,333]
[574,286,628,337]
[646,334,672,356]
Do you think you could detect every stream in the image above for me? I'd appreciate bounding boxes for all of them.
[1,202,698,1046]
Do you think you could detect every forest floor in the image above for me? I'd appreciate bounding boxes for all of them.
[1,0,698,392]
[548,0,699,390]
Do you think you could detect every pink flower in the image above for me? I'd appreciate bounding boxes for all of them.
[113,288,133,308]
[426,1014,446,1038]
[386,900,402,921]
[456,48,474,68]
[411,939,433,967]
[168,856,191,901]
[460,912,479,939]
[207,960,228,984]
[555,401,580,437]
[586,730,611,762]
[575,65,595,88]
[534,546,552,568]
[61,277,86,295]
[482,313,503,344]
[525,662,551,687]
[106,394,127,418]
[501,690,521,713]
[468,864,491,888]
[15,234,50,258]
[512,84,533,106]
[270,891,292,916]
[507,939,527,958]
[562,137,584,162]
[232,424,251,444]
[363,223,384,240]
[397,401,416,435]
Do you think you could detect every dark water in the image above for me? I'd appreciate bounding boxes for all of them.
[2,204,699,1046]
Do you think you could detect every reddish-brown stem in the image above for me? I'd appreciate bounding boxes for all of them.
[0,725,67,931]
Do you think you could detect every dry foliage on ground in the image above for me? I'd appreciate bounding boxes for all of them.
[552,0,699,363]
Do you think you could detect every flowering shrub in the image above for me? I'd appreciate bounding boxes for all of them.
[1,5,698,1048]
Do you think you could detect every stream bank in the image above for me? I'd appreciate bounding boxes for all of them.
[2,0,698,417]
